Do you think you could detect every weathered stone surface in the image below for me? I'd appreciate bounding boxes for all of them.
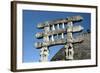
[36,25,83,38]
[51,32,90,61]
[37,16,83,28]
[36,16,84,61]
[35,37,83,49]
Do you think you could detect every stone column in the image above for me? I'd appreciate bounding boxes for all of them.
[57,24,60,39]
[40,47,49,62]
[62,23,65,29]
[68,43,74,59]
[52,24,55,30]
[51,25,55,41]
[61,23,64,38]
[40,25,49,62]
[65,22,74,60]
[51,35,54,41]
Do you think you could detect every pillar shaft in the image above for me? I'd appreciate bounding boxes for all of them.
[65,22,74,60]
[61,33,64,38]
[57,24,60,29]
[62,23,65,29]
[40,47,49,62]
[40,26,49,62]
[52,25,55,30]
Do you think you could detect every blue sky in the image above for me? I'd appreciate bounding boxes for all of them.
[22,10,91,62]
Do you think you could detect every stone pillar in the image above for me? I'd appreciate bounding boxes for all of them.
[40,47,49,62]
[62,23,65,29]
[57,23,60,29]
[65,43,74,60]
[52,25,55,30]
[61,33,64,38]
[62,23,64,38]
[40,26,49,62]
[51,35,54,41]
[57,24,60,38]
[65,22,74,60]
[65,44,69,59]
